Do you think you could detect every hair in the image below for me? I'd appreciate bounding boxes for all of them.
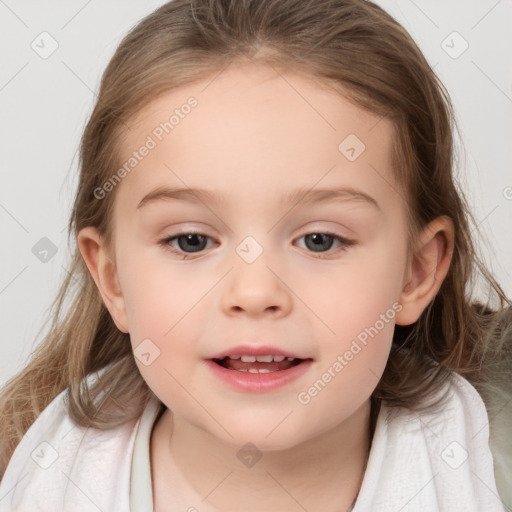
[470,307,512,505]
[1,0,510,478]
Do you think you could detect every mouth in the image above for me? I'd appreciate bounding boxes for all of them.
[210,355,311,373]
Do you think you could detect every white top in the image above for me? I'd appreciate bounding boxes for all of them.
[130,394,162,511]
[0,370,505,511]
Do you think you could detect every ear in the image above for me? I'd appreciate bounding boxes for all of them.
[77,226,129,333]
[395,216,454,326]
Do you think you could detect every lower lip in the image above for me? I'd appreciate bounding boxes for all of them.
[204,359,313,393]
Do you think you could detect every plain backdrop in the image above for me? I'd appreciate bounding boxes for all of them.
[1,0,511,387]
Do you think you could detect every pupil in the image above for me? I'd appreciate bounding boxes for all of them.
[179,234,207,253]
[177,233,334,254]
[305,233,333,252]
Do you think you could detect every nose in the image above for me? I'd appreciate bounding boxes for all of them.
[220,259,293,318]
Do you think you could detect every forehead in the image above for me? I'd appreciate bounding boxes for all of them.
[114,61,400,213]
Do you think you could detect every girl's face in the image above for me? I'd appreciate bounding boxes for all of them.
[108,62,410,449]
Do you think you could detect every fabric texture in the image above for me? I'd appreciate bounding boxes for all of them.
[0,369,505,511]
[352,371,504,511]
[130,394,162,511]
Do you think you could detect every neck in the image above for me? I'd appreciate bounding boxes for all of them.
[151,399,373,512]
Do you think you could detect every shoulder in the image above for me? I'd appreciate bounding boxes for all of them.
[0,371,143,512]
[354,370,505,511]
[378,370,493,442]
[390,371,499,476]
[382,370,497,468]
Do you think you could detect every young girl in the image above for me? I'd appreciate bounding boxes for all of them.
[0,0,510,510]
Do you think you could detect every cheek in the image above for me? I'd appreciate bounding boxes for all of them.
[298,237,406,342]
[295,236,405,402]
[120,258,206,410]
[115,245,207,379]
[116,243,199,339]
[295,269,399,428]
[115,218,406,425]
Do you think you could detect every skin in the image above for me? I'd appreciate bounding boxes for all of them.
[78,60,454,511]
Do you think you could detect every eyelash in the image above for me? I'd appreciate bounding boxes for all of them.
[158,230,356,260]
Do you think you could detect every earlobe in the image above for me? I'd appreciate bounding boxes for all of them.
[77,227,130,333]
[395,216,454,326]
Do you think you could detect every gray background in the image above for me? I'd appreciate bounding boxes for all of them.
[1,0,511,387]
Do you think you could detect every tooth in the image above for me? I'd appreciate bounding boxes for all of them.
[273,355,285,362]
[286,357,294,361]
[256,355,273,363]
[229,355,241,359]
[248,368,259,373]
[258,369,271,373]
[241,355,256,362]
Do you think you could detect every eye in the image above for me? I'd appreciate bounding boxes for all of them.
[159,230,355,259]
[159,232,215,258]
[295,232,355,259]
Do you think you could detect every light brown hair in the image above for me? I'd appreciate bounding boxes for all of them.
[1,0,510,477]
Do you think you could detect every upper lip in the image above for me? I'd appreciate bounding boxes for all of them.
[207,344,309,360]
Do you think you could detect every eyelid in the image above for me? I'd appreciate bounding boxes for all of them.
[158,228,356,259]
[294,230,356,260]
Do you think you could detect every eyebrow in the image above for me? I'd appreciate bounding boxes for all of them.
[136,185,380,211]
